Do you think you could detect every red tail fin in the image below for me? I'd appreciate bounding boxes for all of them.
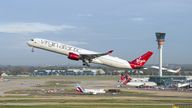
[119,73,132,85]
[129,51,153,69]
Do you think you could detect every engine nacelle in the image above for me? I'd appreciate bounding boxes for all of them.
[68,52,80,61]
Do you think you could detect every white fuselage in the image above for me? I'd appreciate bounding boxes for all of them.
[27,38,132,68]
[151,66,181,73]
[122,78,156,87]
[127,81,157,87]
[84,89,106,94]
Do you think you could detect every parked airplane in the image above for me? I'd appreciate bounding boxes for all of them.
[75,84,106,94]
[118,73,156,87]
[27,38,153,69]
[177,79,192,88]
[151,66,181,73]
[177,82,190,88]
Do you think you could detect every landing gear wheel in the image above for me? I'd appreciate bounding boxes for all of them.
[83,61,90,67]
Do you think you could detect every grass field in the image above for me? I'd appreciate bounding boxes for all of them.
[0,76,192,108]
[0,105,171,108]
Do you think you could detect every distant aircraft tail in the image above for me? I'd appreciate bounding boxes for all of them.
[176,68,181,73]
[119,73,132,85]
[129,51,153,69]
[75,84,84,93]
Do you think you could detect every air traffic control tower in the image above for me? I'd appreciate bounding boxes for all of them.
[156,32,166,77]
[149,33,188,85]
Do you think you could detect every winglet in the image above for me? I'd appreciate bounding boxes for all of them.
[107,50,113,55]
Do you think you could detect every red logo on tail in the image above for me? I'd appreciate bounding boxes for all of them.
[129,51,153,69]
[119,73,132,85]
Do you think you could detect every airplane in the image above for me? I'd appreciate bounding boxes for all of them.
[27,38,153,69]
[167,68,181,73]
[150,66,181,73]
[177,79,192,88]
[177,82,190,88]
[118,73,156,87]
[75,84,106,94]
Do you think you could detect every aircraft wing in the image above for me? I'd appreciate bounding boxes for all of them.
[80,50,113,60]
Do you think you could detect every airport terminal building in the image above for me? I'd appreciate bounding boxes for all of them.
[31,68,106,76]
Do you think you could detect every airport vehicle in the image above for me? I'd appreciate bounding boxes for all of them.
[75,84,106,94]
[27,38,153,69]
[119,73,157,87]
[151,66,181,73]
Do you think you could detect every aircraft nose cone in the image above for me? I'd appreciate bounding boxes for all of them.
[27,41,32,46]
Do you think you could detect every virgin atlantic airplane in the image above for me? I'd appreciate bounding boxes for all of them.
[27,38,153,69]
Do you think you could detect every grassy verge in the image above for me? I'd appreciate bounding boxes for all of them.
[0,105,171,108]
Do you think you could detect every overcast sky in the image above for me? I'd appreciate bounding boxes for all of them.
[0,0,191,65]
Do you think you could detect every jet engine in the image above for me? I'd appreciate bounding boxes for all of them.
[68,52,80,61]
